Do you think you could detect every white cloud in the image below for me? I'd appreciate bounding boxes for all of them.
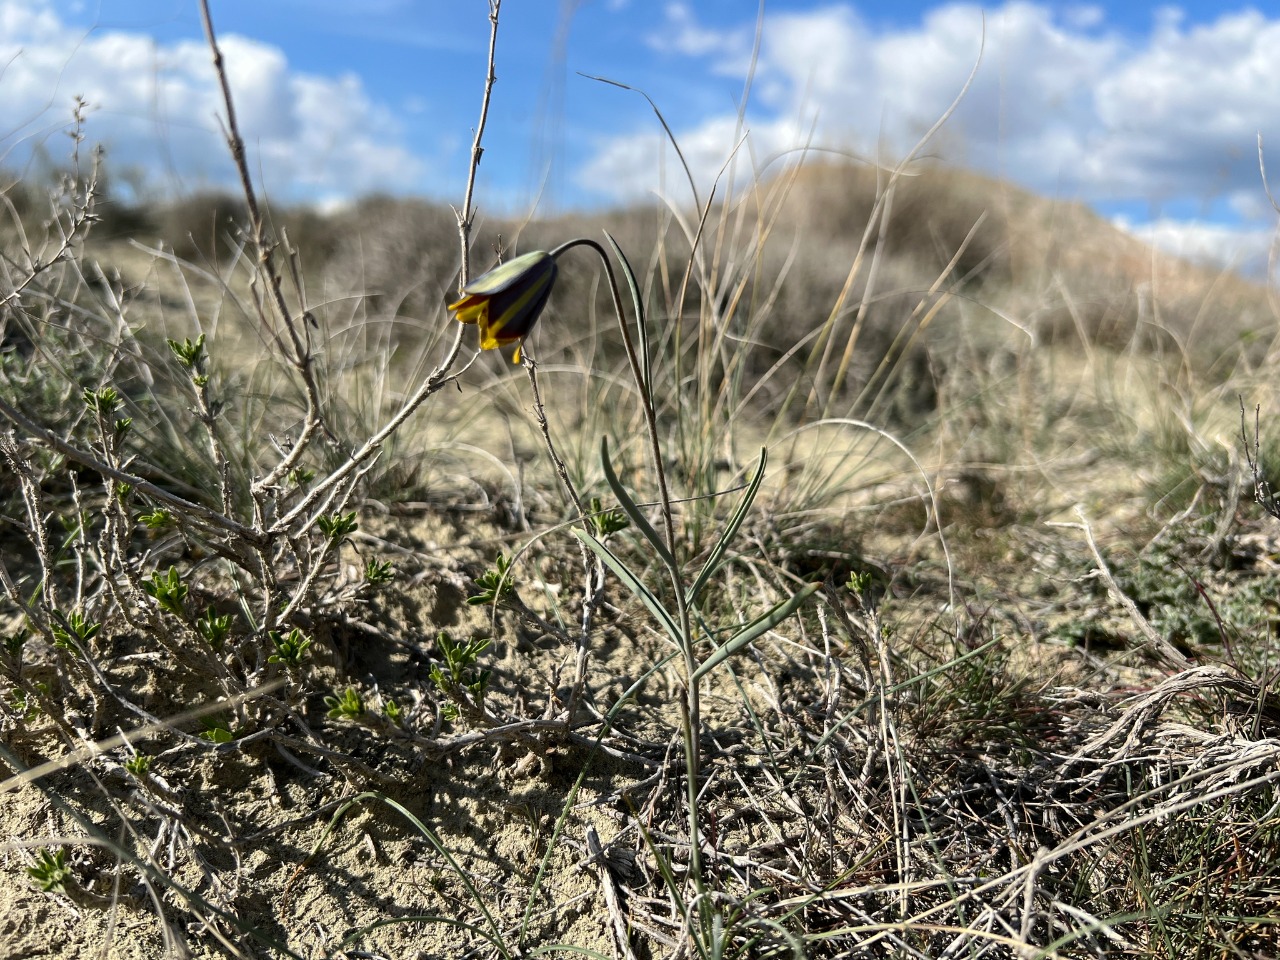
[653,2,747,59]
[1089,11,1280,201]
[578,114,815,207]
[0,0,424,199]
[1116,215,1275,277]
[581,2,1121,204]
[578,1,1280,270]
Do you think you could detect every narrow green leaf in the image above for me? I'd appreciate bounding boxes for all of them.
[600,437,677,573]
[692,582,821,683]
[689,447,768,606]
[604,229,651,396]
[574,529,682,646]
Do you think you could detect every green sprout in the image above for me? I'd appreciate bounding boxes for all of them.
[82,385,121,415]
[317,511,358,543]
[198,608,233,653]
[51,610,100,653]
[139,509,173,530]
[429,632,492,716]
[124,753,153,778]
[467,553,516,606]
[383,698,403,725]
[587,496,630,537]
[166,334,207,372]
[168,334,216,399]
[27,848,72,894]
[363,559,396,585]
[4,627,28,664]
[199,717,235,744]
[324,687,364,721]
[267,628,312,666]
[846,570,872,594]
[10,682,48,720]
[289,467,315,487]
[143,567,188,618]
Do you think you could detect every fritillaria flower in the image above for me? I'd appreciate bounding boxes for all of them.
[448,250,558,363]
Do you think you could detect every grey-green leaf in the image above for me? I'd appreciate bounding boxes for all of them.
[689,446,768,606]
[574,529,682,646]
[604,230,651,396]
[600,437,677,573]
[692,582,821,683]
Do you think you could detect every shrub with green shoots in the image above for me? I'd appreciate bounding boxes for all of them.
[429,632,492,720]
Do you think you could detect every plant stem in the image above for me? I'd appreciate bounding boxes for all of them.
[551,235,709,921]
[523,351,603,715]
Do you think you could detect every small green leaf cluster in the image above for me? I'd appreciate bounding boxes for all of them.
[198,609,233,652]
[82,385,121,415]
[82,385,131,438]
[138,509,173,530]
[52,610,100,653]
[429,632,492,720]
[200,717,235,743]
[587,496,630,537]
[324,687,364,720]
[846,570,873,594]
[26,848,72,894]
[10,681,48,720]
[143,566,188,617]
[124,753,153,777]
[363,559,395,585]
[317,511,358,543]
[844,569,881,613]
[267,627,312,666]
[467,554,515,606]
[382,698,403,725]
[167,334,208,383]
[3,627,28,665]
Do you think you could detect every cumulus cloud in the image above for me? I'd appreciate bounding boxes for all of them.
[579,0,1280,259]
[655,1,752,60]
[0,0,424,199]
[1116,216,1275,278]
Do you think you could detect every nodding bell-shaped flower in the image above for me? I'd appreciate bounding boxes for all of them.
[448,250,558,363]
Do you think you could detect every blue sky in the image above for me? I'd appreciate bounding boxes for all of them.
[2,1,1277,273]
